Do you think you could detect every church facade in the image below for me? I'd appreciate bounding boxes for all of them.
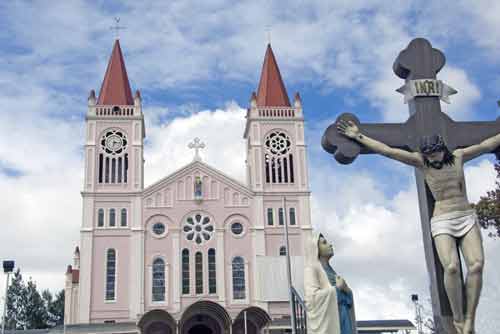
[64,40,313,334]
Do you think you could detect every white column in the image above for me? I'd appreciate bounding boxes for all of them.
[78,231,93,323]
[172,231,181,312]
[129,196,144,320]
[216,230,226,305]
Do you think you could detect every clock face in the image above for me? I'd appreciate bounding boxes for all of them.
[101,130,127,155]
[106,135,122,151]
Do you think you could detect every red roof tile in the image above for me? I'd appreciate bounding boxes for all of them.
[256,44,291,107]
[97,40,134,106]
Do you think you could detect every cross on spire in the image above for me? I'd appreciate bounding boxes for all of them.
[265,25,272,44]
[188,138,205,161]
[110,17,126,39]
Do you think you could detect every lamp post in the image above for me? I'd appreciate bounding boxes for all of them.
[411,294,423,334]
[2,260,15,334]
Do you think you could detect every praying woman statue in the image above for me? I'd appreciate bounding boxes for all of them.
[304,232,357,334]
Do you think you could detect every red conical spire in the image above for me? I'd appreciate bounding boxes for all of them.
[97,40,134,105]
[256,44,291,107]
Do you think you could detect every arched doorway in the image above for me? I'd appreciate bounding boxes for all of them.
[232,307,271,334]
[180,301,232,334]
[139,310,177,334]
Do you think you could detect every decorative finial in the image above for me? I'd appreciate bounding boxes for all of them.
[110,17,126,39]
[265,25,271,44]
[188,138,206,161]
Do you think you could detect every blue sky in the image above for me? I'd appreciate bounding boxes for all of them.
[1,1,500,331]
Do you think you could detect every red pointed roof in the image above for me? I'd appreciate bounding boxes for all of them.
[97,40,134,106]
[256,44,291,107]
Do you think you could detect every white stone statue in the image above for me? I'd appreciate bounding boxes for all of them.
[304,232,357,334]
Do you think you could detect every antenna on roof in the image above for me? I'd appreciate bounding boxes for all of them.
[110,17,126,39]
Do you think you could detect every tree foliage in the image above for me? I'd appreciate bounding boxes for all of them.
[3,268,64,329]
[474,161,500,238]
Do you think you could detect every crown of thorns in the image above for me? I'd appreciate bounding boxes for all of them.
[419,135,446,154]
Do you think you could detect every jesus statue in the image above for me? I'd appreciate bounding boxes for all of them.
[337,119,500,334]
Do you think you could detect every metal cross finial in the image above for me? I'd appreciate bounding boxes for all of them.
[110,17,126,39]
[188,138,205,161]
[265,25,272,44]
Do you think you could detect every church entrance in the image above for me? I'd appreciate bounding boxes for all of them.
[179,301,232,334]
[182,314,221,334]
[188,324,213,334]
[138,310,176,334]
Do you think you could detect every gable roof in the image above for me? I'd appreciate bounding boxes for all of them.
[143,160,253,197]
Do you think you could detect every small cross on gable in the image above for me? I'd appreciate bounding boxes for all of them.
[188,138,206,162]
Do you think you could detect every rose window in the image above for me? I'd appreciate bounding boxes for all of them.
[183,213,214,245]
[265,131,291,156]
[101,129,127,155]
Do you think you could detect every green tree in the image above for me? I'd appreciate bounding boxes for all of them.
[474,161,500,238]
[5,269,27,329]
[42,289,64,327]
[25,278,49,329]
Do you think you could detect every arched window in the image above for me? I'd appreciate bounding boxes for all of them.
[105,249,116,301]
[109,209,116,227]
[279,246,287,256]
[182,249,190,295]
[267,208,274,226]
[264,131,294,184]
[289,208,296,225]
[208,249,216,294]
[232,256,245,300]
[120,209,127,227]
[98,209,104,227]
[195,252,203,294]
[152,258,165,302]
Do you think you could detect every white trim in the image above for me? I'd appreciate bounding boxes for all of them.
[104,247,118,303]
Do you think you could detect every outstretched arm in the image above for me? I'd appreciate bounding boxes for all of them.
[456,132,500,162]
[337,120,423,167]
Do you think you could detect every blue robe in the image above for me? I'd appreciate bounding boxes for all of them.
[321,263,354,334]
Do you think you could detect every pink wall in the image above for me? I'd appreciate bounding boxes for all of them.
[90,231,130,322]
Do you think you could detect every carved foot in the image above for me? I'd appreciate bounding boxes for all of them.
[463,318,475,334]
[453,320,464,334]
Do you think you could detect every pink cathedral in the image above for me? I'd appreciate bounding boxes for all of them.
[64,39,313,334]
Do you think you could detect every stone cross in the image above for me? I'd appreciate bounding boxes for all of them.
[188,137,205,162]
[322,38,500,333]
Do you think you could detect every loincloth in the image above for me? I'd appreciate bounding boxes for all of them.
[430,209,477,238]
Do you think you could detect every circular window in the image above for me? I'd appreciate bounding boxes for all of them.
[183,213,214,245]
[153,222,166,236]
[265,131,291,156]
[100,129,128,155]
[231,222,244,236]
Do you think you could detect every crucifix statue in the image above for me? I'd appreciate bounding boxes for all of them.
[322,38,500,334]
[188,137,205,162]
